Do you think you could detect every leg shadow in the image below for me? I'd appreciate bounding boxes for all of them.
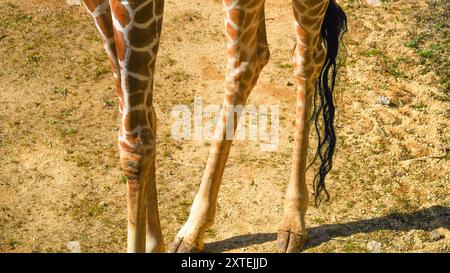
[205,205,449,252]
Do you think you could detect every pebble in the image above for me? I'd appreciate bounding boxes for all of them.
[67,241,81,253]
[367,240,382,253]
[376,95,393,107]
[366,0,383,7]
[429,230,444,242]
[66,0,81,6]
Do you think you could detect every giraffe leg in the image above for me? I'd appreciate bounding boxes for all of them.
[83,0,164,253]
[82,0,119,75]
[277,0,328,253]
[109,0,164,253]
[169,0,269,253]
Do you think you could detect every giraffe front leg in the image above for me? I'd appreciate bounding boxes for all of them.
[82,0,119,75]
[109,0,165,253]
[277,0,328,253]
[169,0,269,253]
[120,109,164,253]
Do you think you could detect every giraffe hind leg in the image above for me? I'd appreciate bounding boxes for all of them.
[277,0,329,253]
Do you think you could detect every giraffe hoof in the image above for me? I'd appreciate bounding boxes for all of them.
[276,230,308,253]
[168,237,204,253]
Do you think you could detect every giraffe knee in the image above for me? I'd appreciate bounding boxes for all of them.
[119,150,154,183]
[118,130,156,183]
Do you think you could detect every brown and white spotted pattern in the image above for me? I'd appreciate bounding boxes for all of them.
[170,0,331,253]
[81,0,339,253]
[82,0,164,253]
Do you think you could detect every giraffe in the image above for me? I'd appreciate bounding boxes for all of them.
[169,0,347,253]
[81,0,165,253]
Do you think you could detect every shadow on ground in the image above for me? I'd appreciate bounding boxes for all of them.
[205,205,450,252]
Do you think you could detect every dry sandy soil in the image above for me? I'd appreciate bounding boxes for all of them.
[0,0,448,253]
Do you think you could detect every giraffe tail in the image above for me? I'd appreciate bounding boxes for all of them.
[310,0,347,206]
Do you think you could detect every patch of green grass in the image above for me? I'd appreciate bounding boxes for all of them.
[50,87,69,97]
[179,199,192,207]
[277,63,293,69]
[378,54,406,79]
[25,43,35,50]
[94,66,110,79]
[346,200,355,209]
[412,102,427,111]
[366,48,383,57]
[405,35,423,49]
[103,99,115,107]
[63,127,78,137]
[343,241,363,253]
[69,197,104,220]
[119,173,127,184]
[388,64,401,78]
[434,23,444,31]
[418,49,435,59]
[444,80,450,94]
[205,228,217,238]
[88,205,102,217]
[26,54,42,64]
[395,56,412,64]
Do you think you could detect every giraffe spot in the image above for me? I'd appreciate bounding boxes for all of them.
[128,91,145,108]
[129,23,158,48]
[96,13,115,38]
[111,1,130,28]
[226,23,238,41]
[134,1,154,24]
[123,110,146,132]
[126,76,149,95]
[114,30,127,61]
[228,8,240,25]
[127,50,152,75]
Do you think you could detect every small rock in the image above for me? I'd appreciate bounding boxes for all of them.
[376,95,393,107]
[429,230,444,242]
[367,240,382,253]
[366,0,383,7]
[99,201,108,208]
[67,241,81,253]
[66,0,81,6]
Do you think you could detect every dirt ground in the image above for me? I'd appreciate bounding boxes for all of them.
[0,0,448,253]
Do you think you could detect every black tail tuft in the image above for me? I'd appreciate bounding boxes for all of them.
[310,0,347,206]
